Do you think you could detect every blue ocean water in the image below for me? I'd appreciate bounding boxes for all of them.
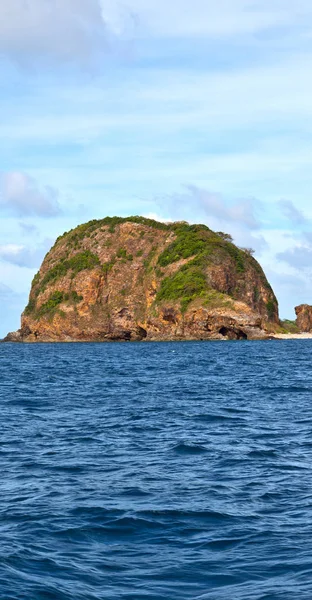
[1,340,312,599]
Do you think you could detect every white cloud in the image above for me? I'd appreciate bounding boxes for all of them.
[0,172,61,217]
[142,212,172,223]
[0,239,53,269]
[0,0,109,67]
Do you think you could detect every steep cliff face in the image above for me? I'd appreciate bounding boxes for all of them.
[8,217,279,341]
[295,304,312,332]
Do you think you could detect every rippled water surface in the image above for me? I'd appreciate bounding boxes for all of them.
[1,340,312,599]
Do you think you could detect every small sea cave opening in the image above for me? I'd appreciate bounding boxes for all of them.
[162,309,177,324]
[219,326,229,337]
[219,327,247,340]
[136,326,147,340]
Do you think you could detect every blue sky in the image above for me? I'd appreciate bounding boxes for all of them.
[1,0,312,336]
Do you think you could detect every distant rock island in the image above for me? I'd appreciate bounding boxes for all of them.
[4,216,280,342]
[295,305,312,332]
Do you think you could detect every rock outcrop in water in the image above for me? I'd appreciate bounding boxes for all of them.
[295,304,312,332]
[4,216,279,342]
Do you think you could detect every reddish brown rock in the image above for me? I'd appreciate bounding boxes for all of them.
[295,304,312,332]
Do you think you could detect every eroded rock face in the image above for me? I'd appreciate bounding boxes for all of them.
[2,331,24,342]
[295,304,312,332]
[4,217,279,342]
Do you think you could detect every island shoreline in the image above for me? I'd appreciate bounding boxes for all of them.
[2,333,312,343]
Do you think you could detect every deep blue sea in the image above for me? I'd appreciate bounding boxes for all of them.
[1,340,312,599]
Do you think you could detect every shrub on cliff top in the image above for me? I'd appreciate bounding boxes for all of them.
[55,216,170,243]
[25,251,100,315]
[35,290,83,319]
[36,291,64,317]
[156,263,206,312]
[116,248,133,261]
[157,222,248,276]
[158,231,206,267]
[40,251,100,291]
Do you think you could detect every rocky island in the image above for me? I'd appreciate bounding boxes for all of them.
[295,304,312,332]
[4,216,279,342]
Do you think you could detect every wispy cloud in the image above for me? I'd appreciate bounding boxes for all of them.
[0,281,16,298]
[0,172,61,217]
[156,184,261,229]
[0,239,53,269]
[277,245,312,270]
[19,222,39,236]
[187,185,260,229]
[103,0,309,38]
[278,199,309,225]
[275,228,312,274]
